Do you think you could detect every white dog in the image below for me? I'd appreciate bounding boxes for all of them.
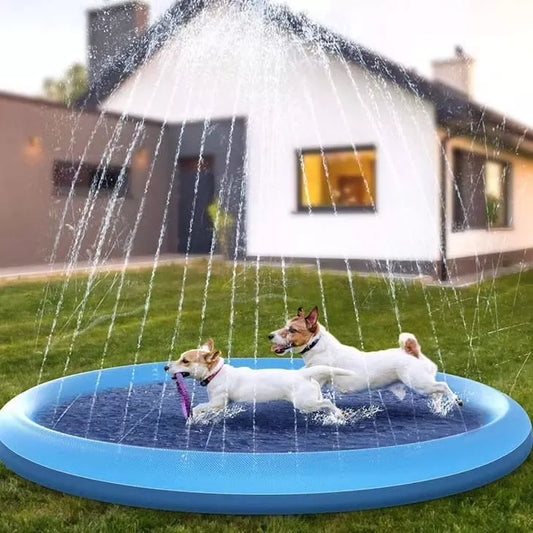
[269,306,462,406]
[164,339,357,419]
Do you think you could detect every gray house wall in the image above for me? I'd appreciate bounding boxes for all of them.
[166,118,247,257]
[0,94,248,269]
[0,93,174,268]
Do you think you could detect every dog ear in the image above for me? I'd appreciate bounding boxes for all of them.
[297,307,304,318]
[204,350,221,363]
[201,339,215,352]
[305,306,319,332]
[403,339,420,358]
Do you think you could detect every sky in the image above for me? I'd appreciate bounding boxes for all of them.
[1,0,533,126]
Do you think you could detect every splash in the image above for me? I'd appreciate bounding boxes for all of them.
[186,404,248,425]
[310,404,383,426]
[427,395,458,417]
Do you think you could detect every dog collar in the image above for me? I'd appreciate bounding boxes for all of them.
[200,364,224,387]
[300,335,321,355]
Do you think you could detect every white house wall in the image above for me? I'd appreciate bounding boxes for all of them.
[103,5,441,263]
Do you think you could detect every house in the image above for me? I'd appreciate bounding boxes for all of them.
[1,0,532,280]
[0,91,177,267]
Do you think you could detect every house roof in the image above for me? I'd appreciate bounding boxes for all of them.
[79,0,533,156]
[0,90,164,128]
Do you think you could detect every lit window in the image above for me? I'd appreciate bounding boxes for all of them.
[298,148,376,210]
[453,150,510,231]
[53,160,128,196]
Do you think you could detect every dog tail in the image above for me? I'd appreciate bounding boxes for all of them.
[299,365,355,386]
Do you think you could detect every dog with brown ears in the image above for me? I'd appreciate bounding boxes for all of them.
[164,339,358,419]
[268,306,462,406]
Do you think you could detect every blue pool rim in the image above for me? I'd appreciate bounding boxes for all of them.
[0,358,531,515]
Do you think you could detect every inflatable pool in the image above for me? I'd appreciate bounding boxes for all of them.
[0,358,530,514]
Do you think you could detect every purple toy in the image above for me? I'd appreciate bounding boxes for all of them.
[173,373,192,419]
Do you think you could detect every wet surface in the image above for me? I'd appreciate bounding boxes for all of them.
[35,382,483,453]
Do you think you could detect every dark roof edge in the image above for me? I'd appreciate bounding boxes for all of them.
[432,80,533,146]
[76,0,533,152]
[0,90,165,128]
[0,90,74,111]
[268,1,533,149]
[77,0,438,109]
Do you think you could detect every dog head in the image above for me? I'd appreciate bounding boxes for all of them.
[268,306,319,355]
[164,339,222,381]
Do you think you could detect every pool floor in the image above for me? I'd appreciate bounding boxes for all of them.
[35,381,482,452]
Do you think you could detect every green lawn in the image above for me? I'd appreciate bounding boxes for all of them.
[0,260,532,533]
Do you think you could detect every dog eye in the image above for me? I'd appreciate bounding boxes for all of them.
[288,327,296,334]
[182,359,189,364]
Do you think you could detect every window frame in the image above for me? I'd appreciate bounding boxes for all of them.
[451,149,512,233]
[295,145,377,213]
[52,160,130,198]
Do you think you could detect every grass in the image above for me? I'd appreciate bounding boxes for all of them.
[0,260,532,533]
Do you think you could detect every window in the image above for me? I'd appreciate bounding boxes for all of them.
[452,150,511,231]
[53,160,128,196]
[298,147,376,210]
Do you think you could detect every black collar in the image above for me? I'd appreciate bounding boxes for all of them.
[300,335,321,355]
[200,364,224,387]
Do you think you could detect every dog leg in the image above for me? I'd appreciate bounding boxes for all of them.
[430,382,463,406]
[316,399,343,417]
[388,383,407,401]
[398,367,463,407]
[294,397,344,420]
[412,381,463,407]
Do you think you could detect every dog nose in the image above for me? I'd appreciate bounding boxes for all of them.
[164,365,169,371]
[268,333,274,340]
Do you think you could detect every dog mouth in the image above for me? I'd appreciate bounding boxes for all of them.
[271,344,293,355]
[171,372,190,380]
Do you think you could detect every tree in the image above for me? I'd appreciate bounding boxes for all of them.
[43,63,88,107]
